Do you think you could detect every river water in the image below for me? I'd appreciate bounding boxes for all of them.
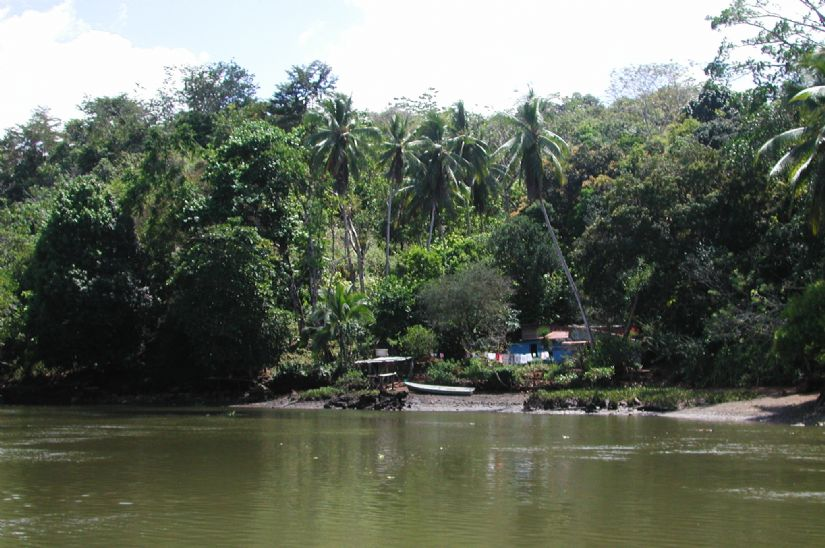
[1,407,824,546]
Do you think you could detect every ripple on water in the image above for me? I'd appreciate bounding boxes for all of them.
[721,488,825,503]
[0,447,103,463]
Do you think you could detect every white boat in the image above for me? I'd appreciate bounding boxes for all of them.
[403,381,475,396]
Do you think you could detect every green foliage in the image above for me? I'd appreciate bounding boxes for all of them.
[708,0,825,90]
[397,324,438,361]
[206,121,307,247]
[418,262,517,357]
[0,109,64,201]
[297,386,343,401]
[774,280,825,386]
[334,368,369,391]
[395,245,444,289]
[582,336,640,381]
[528,387,758,411]
[425,360,461,385]
[23,177,150,372]
[369,275,417,344]
[461,359,521,391]
[489,209,573,324]
[179,61,258,116]
[163,224,292,379]
[759,51,825,234]
[306,282,374,370]
[266,348,332,392]
[269,60,337,131]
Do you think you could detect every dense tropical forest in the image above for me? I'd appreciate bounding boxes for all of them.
[1,1,824,402]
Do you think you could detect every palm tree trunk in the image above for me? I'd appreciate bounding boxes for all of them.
[385,189,393,276]
[537,197,594,346]
[426,202,436,249]
[339,204,355,284]
[345,212,366,293]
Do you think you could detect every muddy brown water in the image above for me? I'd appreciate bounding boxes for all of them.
[1,407,824,546]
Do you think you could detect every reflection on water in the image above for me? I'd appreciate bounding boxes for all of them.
[1,407,824,546]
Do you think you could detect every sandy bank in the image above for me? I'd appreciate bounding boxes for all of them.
[664,392,824,425]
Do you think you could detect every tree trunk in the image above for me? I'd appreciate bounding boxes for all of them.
[302,203,319,308]
[385,189,393,276]
[339,204,355,285]
[345,212,366,293]
[623,291,640,340]
[426,202,436,249]
[537,198,594,346]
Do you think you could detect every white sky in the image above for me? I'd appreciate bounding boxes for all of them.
[0,0,787,131]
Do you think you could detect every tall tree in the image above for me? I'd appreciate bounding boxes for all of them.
[270,60,337,130]
[179,61,258,116]
[0,108,63,201]
[404,112,468,248]
[378,114,415,274]
[23,176,150,372]
[759,50,825,234]
[308,94,377,290]
[498,91,594,345]
[709,0,825,90]
[448,101,490,223]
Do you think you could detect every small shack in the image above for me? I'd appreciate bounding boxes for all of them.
[354,356,413,387]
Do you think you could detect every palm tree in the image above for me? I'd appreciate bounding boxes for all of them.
[403,112,468,248]
[308,94,377,289]
[378,114,416,275]
[449,101,490,229]
[759,51,825,234]
[306,282,373,371]
[498,90,594,346]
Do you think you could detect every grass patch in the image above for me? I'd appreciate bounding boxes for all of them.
[296,386,343,401]
[525,387,758,412]
[295,387,380,402]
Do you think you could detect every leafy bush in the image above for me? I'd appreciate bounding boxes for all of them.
[774,280,825,387]
[334,368,369,391]
[426,360,461,385]
[266,349,332,392]
[582,336,640,379]
[418,263,517,357]
[397,324,438,361]
[164,224,293,379]
[582,367,615,385]
[370,275,417,345]
[396,245,444,290]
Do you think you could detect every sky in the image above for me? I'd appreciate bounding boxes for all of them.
[0,0,778,131]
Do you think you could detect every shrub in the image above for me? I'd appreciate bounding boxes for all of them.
[426,360,461,385]
[267,349,332,392]
[370,275,417,344]
[774,280,825,388]
[582,336,640,380]
[582,367,615,386]
[418,263,517,357]
[398,325,438,362]
[334,368,369,391]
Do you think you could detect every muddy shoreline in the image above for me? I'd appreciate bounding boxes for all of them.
[240,389,825,425]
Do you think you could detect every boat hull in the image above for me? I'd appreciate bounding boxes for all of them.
[403,381,475,396]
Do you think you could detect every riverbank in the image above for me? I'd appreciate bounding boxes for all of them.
[665,392,824,425]
[242,388,825,425]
